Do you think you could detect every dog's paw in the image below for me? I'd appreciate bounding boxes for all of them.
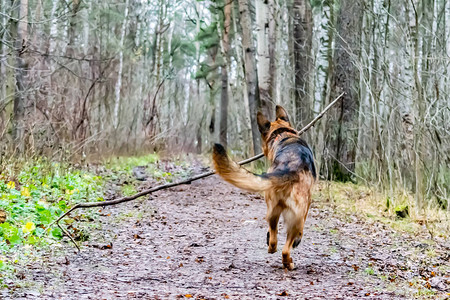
[282,254,294,270]
[268,244,277,253]
[292,237,302,248]
[283,262,295,270]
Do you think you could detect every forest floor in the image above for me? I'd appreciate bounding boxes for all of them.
[1,158,449,299]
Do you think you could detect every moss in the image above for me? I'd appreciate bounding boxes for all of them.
[394,205,409,218]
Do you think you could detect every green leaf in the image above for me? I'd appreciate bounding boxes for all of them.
[58,200,67,211]
[28,235,38,245]
[8,233,21,245]
[51,227,63,239]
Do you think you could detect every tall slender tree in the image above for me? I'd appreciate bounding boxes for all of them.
[326,0,363,181]
[292,0,313,125]
[219,0,231,147]
[12,0,28,153]
[238,0,261,155]
[256,0,275,119]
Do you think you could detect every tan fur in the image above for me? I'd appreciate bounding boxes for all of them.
[212,106,315,270]
[212,149,272,193]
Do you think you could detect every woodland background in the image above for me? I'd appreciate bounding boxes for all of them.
[0,0,449,211]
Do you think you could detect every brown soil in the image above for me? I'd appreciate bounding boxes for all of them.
[3,173,449,299]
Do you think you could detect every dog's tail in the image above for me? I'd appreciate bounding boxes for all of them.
[212,143,296,193]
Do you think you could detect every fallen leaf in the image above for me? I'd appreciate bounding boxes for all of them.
[184,294,192,298]
[279,291,289,296]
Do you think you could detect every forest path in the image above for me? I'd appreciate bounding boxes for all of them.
[9,174,449,299]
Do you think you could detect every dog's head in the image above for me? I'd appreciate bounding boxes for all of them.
[257,105,298,157]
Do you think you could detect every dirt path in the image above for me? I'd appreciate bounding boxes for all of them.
[4,174,449,299]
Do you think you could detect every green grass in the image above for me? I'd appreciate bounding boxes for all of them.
[105,154,159,174]
[121,184,137,196]
[364,267,375,275]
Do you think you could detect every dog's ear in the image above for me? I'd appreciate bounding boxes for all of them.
[275,105,290,123]
[257,112,271,135]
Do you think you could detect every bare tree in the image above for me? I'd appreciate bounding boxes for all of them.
[238,0,261,155]
[12,0,28,153]
[326,0,363,181]
[292,0,313,125]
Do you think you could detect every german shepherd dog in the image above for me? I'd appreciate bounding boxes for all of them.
[212,105,316,270]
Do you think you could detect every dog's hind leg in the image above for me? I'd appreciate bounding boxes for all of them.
[281,209,303,270]
[291,176,313,249]
[266,205,282,253]
[282,188,311,269]
[265,193,283,254]
[292,198,311,249]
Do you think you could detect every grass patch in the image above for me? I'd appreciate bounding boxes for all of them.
[104,154,159,174]
[104,153,194,183]
[415,288,436,297]
[364,267,375,275]
[314,181,449,238]
[121,184,137,197]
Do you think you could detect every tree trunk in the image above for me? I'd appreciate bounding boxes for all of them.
[315,0,335,175]
[113,0,130,129]
[12,0,28,153]
[255,0,274,119]
[413,0,433,212]
[327,0,363,181]
[219,0,231,147]
[238,0,261,155]
[67,0,81,56]
[293,0,313,125]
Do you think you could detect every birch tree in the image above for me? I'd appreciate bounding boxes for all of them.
[256,0,275,118]
[238,0,261,155]
[12,0,28,153]
[114,0,130,130]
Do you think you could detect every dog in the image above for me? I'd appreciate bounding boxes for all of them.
[212,105,316,270]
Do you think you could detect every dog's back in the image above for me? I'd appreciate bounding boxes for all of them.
[264,136,316,182]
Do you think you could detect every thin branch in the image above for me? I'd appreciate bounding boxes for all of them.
[48,93,345,250]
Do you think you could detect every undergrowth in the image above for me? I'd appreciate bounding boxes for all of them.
[0,160,104,284]
[314,181,449,239]
[0,152,199,287]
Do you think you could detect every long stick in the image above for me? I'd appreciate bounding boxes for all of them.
[49,92,344,250]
